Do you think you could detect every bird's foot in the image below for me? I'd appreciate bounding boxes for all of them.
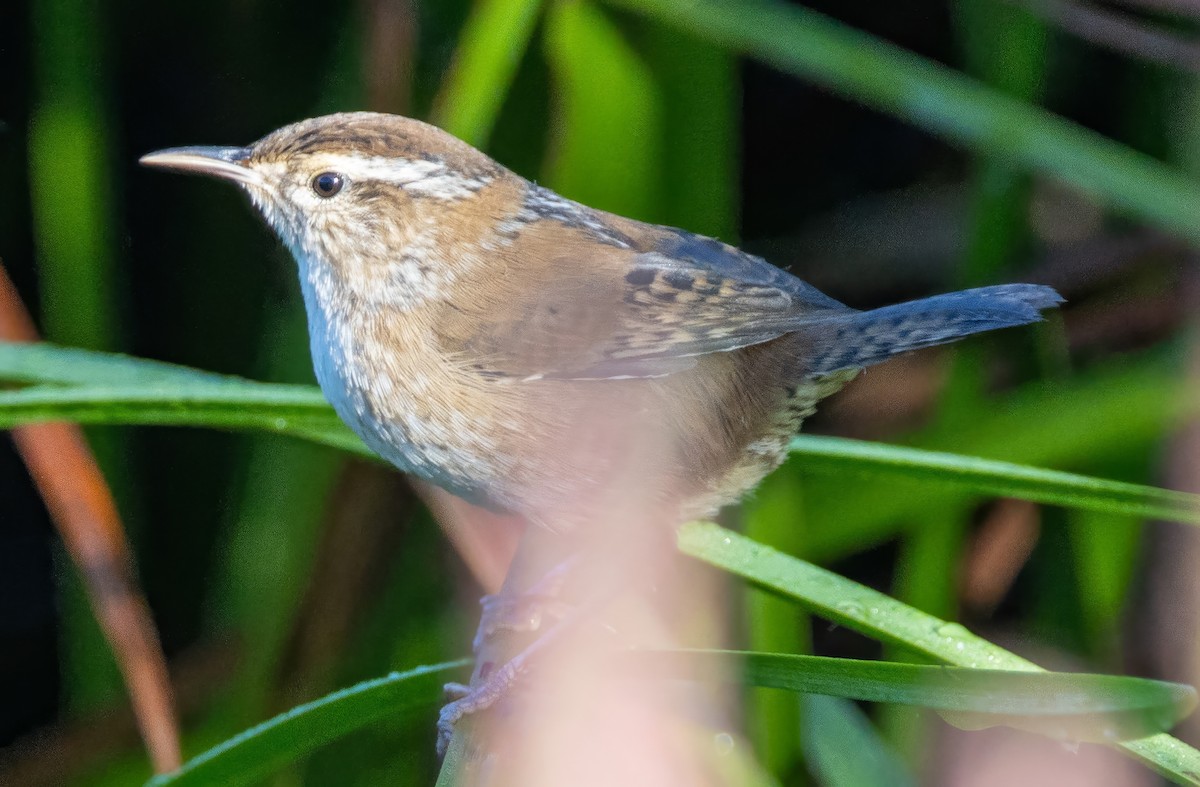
[441,561,588,756]
[472,559,575,653]
[437,642,538,756]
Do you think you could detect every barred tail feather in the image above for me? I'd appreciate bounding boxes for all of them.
[803,284,1064,377]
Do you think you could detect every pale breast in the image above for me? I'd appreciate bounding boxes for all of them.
[297,250,508,506]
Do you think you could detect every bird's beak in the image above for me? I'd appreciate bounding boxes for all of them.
[139,146,261,186]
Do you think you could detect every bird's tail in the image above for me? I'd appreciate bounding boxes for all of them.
[801,283,1063,377]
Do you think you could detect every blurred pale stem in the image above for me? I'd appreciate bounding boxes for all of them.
[438,393,736,785]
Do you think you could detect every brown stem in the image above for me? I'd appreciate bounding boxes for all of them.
[0,262,181,773]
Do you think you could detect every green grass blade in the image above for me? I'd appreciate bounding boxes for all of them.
[0,383,370,456]
[604,0,1200,246]
[146,647,1194,787]
[431,0,546,147]
[799,351,1192,561]
[705,651,1196,743]
[145,661,468,787]
[0,342,369,454]
[790,434,1200,526]
[803,695,916,787]
[4,344,1198,524]
[678,523,1200,785]
[0,384,329,424]
[0,341,247,387]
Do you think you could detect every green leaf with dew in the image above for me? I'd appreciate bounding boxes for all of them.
[145,661,469,787]
[678,523,1200,785]
[651,650,1197,744]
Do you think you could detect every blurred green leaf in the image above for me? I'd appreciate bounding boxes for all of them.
[432,0,546,147]
[1069,508,1144,650]
[791,434,1200,526]
[29,0,130,713]
[606,0,1200,245]
[803,695,916,787]
[799,351,1196,561]
[543,0,664,220]
[953,0,1047,287]
[742,471,807,775]
[0,340,273,387]
[679,522,1200,785]
[639,23,738,240]
[205,301,352,730]
[29,0,121,352]
[145,661,468,787]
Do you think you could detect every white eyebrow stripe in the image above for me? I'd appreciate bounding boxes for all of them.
[317,154,491,200]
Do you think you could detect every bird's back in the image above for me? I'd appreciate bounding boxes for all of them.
[413,177,1062,524]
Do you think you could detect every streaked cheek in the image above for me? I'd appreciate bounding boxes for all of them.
[340,199,403,255]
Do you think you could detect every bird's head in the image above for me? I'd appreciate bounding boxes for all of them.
[141,112,503,306]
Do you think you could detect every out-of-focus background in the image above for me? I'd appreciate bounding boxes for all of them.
[1,0,1198,784]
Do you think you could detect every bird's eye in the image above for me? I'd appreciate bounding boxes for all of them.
[311,172,345,198]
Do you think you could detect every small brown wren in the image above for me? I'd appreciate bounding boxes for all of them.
[141,112,1062,531]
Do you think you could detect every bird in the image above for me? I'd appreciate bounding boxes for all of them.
[141,111,1061,531]
[140,111,1062,750]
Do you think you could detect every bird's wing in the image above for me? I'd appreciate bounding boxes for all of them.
[434,215,854,380]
